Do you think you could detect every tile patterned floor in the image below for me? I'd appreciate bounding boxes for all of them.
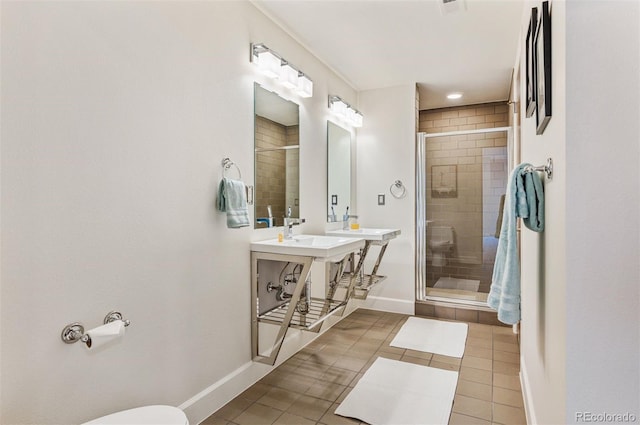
[203,309,526,425]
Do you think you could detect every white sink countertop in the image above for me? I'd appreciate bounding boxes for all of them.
[325,228,401,242]
[251,234,365,260]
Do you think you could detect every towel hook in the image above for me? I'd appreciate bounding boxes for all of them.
[525,157,553,180]
[222,157,242,180]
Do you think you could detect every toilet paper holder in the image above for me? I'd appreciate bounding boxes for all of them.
[61,311,131,345]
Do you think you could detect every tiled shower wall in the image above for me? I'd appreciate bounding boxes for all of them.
[285,125,300,218]
[419,102,509,134]
[255,116,299,226]
[482,147,508,236]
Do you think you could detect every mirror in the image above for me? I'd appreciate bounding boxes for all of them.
[327,121,351,223]
[254,83,300,228]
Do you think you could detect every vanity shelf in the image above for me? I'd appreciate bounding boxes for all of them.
[258,297,346,330]
[324,228,401,301]
[337,273,387,300]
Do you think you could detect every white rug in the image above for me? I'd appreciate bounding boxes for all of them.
[434,276,480,292]
[335,357,458,425]
[390,316,468,358]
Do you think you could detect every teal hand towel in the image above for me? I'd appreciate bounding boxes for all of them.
[488,163,544,325]
[521,168,544,232]
[217,177,250,229]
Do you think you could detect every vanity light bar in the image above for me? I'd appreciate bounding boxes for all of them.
[251,43,313,98]
[253,44,281,79]
[280,62,299,89]
[296,73,313,98]
[329,95,363,128]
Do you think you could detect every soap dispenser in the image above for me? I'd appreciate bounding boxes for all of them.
[350,215,359,230]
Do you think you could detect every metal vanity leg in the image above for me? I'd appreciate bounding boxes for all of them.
[252,254,313,366]
[342,242,373,303]
[351,241,371,283]
[251,252,259,364]
[368,241,389,286]
[321,254,349,318]
[326,255,347,301]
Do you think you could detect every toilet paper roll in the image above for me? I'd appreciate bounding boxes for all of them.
[84,320,126,350]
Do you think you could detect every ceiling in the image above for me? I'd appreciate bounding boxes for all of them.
[253,0,525,110]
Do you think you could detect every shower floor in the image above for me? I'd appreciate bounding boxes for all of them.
[426,287,489,303]
[430,277,487,303]
[434,277,480,291]
[426,237,498,304]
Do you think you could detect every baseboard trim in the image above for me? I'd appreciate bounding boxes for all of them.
[520,356,536,425]
[359,296,414,315]
[179,351,272,424]
[179,305,362,424]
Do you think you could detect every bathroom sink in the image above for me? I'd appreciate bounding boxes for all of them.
[251,235,365,260]
[325,228,401,242]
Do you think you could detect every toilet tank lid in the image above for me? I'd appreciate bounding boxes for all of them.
[83,405,188,425]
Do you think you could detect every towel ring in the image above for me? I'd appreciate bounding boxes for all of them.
[222,158,242,180]
[390,180,406,199]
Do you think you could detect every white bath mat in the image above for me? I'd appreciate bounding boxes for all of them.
[335,357,458,425]
[434,277,480,292]
[391,316,468,358]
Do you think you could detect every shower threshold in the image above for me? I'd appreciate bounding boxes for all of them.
[423,286,489,308]
[423,295,488,308]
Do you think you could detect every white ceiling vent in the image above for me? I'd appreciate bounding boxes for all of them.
[439,0,467,15]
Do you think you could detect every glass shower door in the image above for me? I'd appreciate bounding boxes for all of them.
[416,128,510,305]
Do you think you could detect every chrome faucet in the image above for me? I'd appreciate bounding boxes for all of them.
[283,206,305,239]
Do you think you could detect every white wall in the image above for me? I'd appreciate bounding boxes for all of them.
[0,2,356,424]
[564,0,640,421]
[519,1,640,423]
[356,85,417,314]
[519,2,567,422]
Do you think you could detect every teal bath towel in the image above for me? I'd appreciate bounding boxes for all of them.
[217,177,250,228]
[487,163,544,325]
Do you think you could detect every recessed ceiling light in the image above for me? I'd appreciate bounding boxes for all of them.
[447,93,463,100]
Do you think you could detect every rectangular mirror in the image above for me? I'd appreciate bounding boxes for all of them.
[327,121,351,223]
[254,83,300,228]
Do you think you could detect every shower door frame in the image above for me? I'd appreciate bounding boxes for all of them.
[415,127,513,306]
